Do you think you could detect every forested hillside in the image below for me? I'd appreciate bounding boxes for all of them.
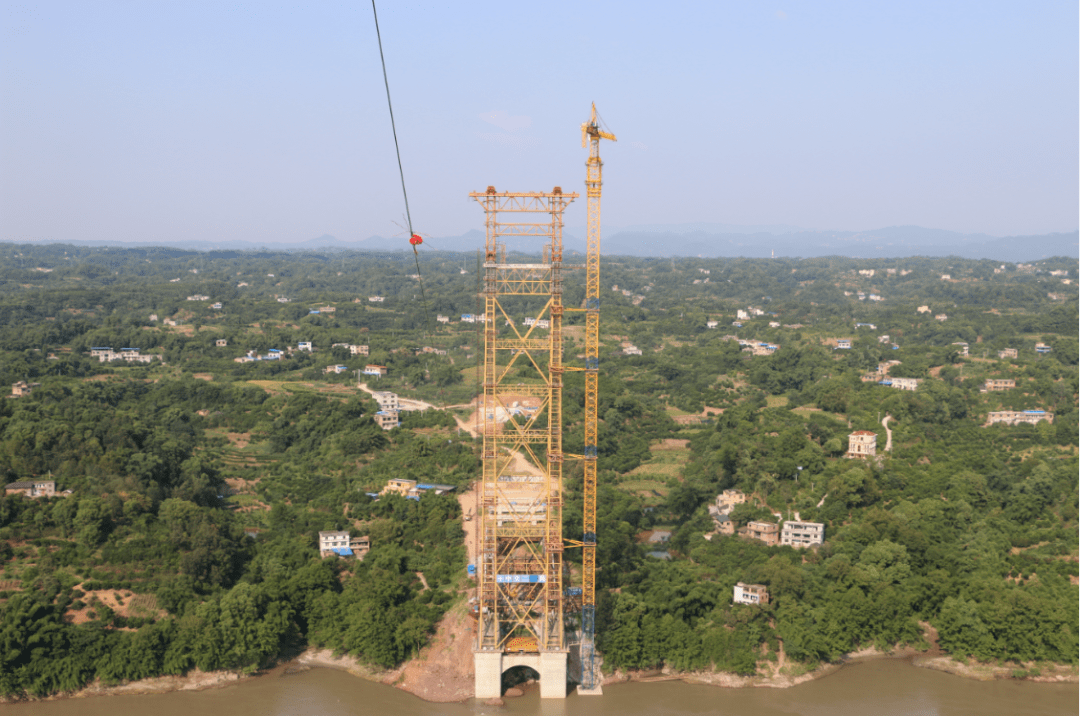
[0,244,1075,697]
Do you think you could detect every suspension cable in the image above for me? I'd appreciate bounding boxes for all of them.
[371,1,433,336]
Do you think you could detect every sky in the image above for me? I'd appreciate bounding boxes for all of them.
[1,1,1077,247]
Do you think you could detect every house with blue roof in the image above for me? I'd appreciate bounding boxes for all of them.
[319,530,370,559]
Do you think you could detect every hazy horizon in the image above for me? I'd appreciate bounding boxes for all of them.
[2,2,1077,246]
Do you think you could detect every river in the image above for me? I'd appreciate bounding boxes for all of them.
[5,658,1074,716]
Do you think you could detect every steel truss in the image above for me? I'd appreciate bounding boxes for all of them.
[469,187,578,655]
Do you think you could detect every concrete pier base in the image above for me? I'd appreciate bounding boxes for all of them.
[474,652,503,700]
[473,651,569,699]
[538,652,568,699]
[576,684,604,696]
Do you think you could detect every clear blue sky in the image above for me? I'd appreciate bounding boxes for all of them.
[2,1,1076,246]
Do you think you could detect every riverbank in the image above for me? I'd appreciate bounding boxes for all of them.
[4,636,1074,705]
[603,646,1078,693]
[0,669,249,703]
[293,602,477,703]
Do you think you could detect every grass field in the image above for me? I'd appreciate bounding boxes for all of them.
[624,439,692,480]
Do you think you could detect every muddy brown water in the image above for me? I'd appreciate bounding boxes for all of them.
[5,658,1074,716]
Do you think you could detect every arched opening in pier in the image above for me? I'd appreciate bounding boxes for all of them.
[501,665,540,696]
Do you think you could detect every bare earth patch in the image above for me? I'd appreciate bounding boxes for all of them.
[225,477,259,494]
[66,587,166,624]
[652,439,689,451]
[383,604,476,702]
[226,432,252,449]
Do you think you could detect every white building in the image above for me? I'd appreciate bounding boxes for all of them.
[733,582,769,605]
[369,296,385,303]
[846,431,877,459]
[319,530,352,556]
[298,341,313,352]
[781,521,824,548]
[91,348,158,364]
[986,410,1054,426]
[372,391,400,411]
[888,377,920,391]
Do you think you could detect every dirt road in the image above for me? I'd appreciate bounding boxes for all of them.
[356,382,438,411]
[457,483,477,564]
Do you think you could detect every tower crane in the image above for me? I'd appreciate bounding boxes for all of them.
[580,102,614,693]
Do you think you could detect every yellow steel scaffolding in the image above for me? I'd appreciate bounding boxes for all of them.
[469,187,578,656]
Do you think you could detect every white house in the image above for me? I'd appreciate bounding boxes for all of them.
[371,391,400,411]
[780,521,824,548]
[733,582,769,605]
[319,530,352,557]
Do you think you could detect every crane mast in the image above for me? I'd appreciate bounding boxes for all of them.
[580,102,614,694]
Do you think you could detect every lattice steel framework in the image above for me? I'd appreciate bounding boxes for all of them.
[469,187,578,657]
[579,102,614,691]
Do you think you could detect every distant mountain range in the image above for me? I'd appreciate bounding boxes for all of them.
[7,225,1077,262]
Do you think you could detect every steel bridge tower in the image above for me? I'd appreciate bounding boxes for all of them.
[470,186,578,700]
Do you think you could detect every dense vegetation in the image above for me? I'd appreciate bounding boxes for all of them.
[0,243,1075,697]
